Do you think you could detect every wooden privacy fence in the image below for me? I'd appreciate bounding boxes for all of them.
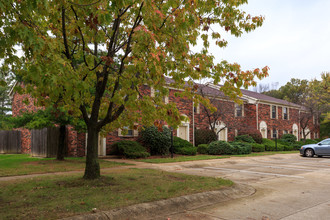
[31,127,61,157]
[0,130,21,154]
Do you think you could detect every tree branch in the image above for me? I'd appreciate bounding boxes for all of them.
[62,6,71,61]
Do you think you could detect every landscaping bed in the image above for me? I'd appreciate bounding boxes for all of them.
[0,168,233,220]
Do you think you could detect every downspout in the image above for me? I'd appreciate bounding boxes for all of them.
[256,101,259,130]
[298,109,301,141]
[192,98,195,146]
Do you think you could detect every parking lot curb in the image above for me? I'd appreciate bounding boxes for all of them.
[63,183,255,220]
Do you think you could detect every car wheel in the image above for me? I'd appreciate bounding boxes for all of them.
[305,149,314,157]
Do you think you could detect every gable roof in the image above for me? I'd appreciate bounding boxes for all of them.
[240,89,301,108]
[165,77,301,108]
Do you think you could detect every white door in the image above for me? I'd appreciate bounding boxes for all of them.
[98,134,106,156]
[178,126,188,141]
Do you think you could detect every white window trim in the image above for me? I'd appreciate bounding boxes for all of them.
[282,107,289,120]
[150,87,155,97]
[164,95,169,104]
[270,105,278,119]
[118,125,138,137]
[271,129,278,139]
[235,103,244,117]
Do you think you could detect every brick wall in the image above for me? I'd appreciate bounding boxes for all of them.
[12,83,320,157]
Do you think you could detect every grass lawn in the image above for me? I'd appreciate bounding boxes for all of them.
[0,168,233,220]
[138,151,299,163]
[0,154,131,177]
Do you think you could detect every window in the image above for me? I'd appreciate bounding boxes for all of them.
[272,129,277,138]
[283,130,288,135]
[118,126,138,137]
[235,104,243,117]
[194,103,200,114]
[283,107,288,120]
[271,105,277,119]
[151,87,168,104]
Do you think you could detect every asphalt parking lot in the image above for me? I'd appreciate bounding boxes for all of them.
[155,153,330,220]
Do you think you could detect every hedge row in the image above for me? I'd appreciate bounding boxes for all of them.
[108,127,316,158]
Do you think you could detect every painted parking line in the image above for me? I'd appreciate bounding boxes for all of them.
[202,167,304,179]
[256,160,330,169]
[231,164,316,172]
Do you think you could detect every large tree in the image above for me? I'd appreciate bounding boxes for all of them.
[0,0,268,179]
[262,78,309,105]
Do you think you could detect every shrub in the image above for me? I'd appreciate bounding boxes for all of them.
[230,142,252,154]
[238,129,263,144]
[173,136,193,150]
[139,126,171,155]
[208,141,234,155]
[251,143,265,152]
[262,138,274,150]
[283,145,293,151]
[115,140,150,159]
[281,134,297,144]
[301,139,318,145]
[277,139,290,146]
[173,136,196,155]
[235,135,255,143]
[197,144,209,154]
[175,147,197,155]
[263,138,284,151]
[194,129,217,146]
[292,142,303,150]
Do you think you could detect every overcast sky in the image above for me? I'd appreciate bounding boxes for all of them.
[208,0,330,89]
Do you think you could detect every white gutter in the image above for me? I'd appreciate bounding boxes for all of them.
[256,101,259,130]
[192,98,195,146]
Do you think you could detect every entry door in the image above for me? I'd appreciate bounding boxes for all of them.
[219,129,226,141]
[98,134,106,156]
[178,126,188,141]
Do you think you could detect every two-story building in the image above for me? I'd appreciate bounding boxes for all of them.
[10,79,319,157]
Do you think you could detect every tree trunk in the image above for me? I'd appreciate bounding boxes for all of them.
[56,125,66,160]
[84,125,100,179]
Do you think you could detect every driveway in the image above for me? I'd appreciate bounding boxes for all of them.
[150,154,330,220]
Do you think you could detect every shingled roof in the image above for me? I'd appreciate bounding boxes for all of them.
[165,77,301,108]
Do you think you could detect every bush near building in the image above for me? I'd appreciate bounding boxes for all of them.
[173,136,197,155]
[238,129,263,144]
[251,143,265,152]
[139,126,171,156]
[230,142,252,154]
[194,129,217,146]
[197,144,209,154]
[235,135,255,143]
[112,140,150,159]
[208,141,234,155]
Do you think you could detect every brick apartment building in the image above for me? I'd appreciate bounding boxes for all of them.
[10,79,320,157]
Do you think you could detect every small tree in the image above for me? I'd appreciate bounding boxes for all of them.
[12,107,85,160]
